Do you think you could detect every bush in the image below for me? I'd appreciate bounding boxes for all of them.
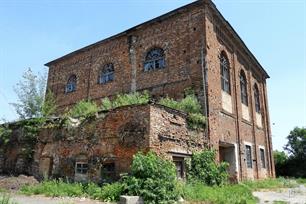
[68,100,98,118]
[99,182,124,202]
[187,150,229,186]
[101,91,150,111]
[122,151,179,204]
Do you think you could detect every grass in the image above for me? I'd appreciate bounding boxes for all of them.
[0,194,18,204]
[242,177,297,190]
[183,182,257,204]
[18,178,305,204]
[20,179,122,202]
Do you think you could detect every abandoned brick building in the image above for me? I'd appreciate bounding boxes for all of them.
[0,0,275,182]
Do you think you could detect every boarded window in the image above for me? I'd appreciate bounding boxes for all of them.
[101,162,116,181]
[245,145,252,168]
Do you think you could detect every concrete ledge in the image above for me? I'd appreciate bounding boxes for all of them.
[119,196,144,204]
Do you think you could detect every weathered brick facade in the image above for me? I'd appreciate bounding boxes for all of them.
[40,0,275,180]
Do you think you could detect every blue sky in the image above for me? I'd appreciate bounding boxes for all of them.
[0,0,305,151]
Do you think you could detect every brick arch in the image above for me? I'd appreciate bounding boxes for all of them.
[141,41,170,63]
[92,56,121,82]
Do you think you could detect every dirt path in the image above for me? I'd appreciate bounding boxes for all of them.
[253,184,306,204]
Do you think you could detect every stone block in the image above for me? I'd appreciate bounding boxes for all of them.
[119,196,144,204]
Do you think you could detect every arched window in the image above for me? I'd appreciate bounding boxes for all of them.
[99,63,114,84]
[144,48,165,71]
[254,84,261,113]
[220,52,231,94]
[240,70,248,105]
[65,74,77,93]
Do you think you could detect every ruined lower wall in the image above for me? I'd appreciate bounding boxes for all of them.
[0,104,205,183]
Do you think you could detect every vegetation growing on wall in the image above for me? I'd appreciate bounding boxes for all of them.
[101,91,150,111]
[158,94,206,130]
[67,100,99,119]
[0,124,12,145]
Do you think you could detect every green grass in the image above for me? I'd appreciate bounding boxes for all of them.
[183,182,257,204]
[242,177,297,190]
[296,178,306,186]
[20,179,122,202]
[0,194,18,204]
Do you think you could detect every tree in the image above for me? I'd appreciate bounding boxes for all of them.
[11,68,56,119]
[284,127,306,159]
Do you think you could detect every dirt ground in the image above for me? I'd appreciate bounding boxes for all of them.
[253,184,306,204]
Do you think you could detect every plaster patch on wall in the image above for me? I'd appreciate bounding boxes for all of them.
[222,91,232,113]
[241,104,250,121]
[256,112,262,128]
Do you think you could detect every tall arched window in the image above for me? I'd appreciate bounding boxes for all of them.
[65,74,77,93]
[99,63,114,84]
[254,84,261,113]
[144,48,165,71]
[240,70,248,105]
[220,52,231,94]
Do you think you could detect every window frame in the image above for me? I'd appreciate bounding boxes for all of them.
[75,162,88,175]
[65,74,77,93]
[245,145,253,168]
[99,63,114,84]
[240,70,248,106]
[254,84,261,113]
[220,52,231,94]
[143,48,165,72]
[259,148,266,169]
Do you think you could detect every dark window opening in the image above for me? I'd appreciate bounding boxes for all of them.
[101,162,116,182]
[254,84,261,113]
[240,71,248,105]
[144,48,165,71]
[173,157,185,179]
[99,63,114,84]
[220,52,231,94]
[245,145,252,168]
[76,162,88,174]
[260,148,266,168]
[65,74,77,93]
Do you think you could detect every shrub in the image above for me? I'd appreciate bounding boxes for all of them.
[68,100,98,119]
[122,151,179,204]
[99,182,124,202]
[0,125,12,145]
[101,91,150,111]
[187,150,229,186]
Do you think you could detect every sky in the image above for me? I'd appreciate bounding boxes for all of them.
[0,0,305,151]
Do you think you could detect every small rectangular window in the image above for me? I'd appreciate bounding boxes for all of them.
[260,148,266,168]
[101,162,116,181]
[76,162,88,174]
[245,145,252,168]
